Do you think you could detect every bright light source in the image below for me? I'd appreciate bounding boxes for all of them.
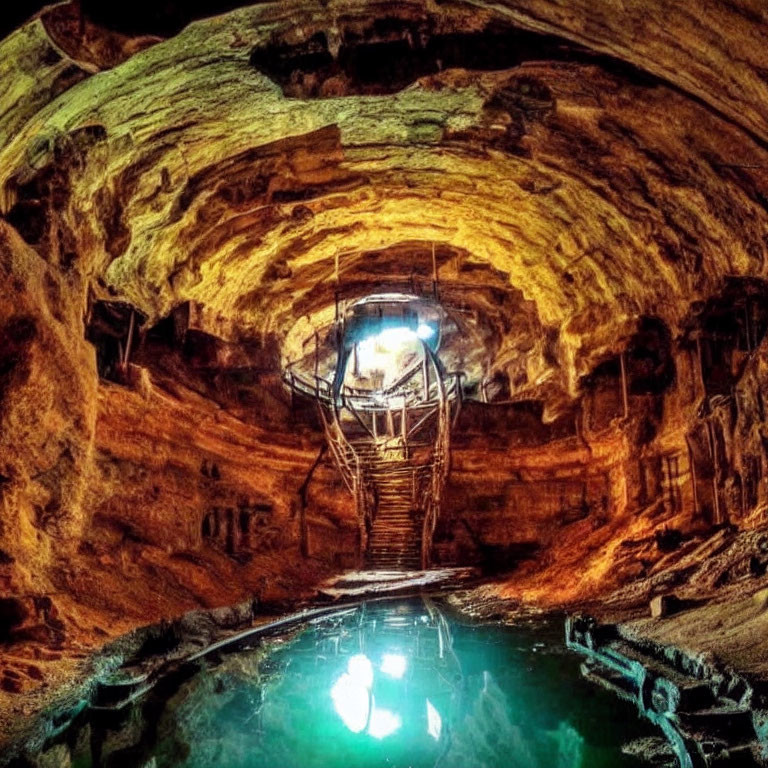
[426,699,442,741]
[331,674,370,733]
[368,707,402,739]
[380,653,407,679]
[355,326,424,372]
[348,654,374,689]
[378,326,417,347]
[356,336,378,371]
[416,323,435,340]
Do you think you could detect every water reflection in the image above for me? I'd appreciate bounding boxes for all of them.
[70,599,653,768]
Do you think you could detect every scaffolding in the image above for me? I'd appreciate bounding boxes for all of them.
[285,297,459,570]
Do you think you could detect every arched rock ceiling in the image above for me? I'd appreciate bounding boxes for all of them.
[2,0,768,412]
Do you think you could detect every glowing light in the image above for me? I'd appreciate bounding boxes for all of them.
[367,707,401,739]
[330,652,405,741]
[426,699,442,741]
[380,653,407,679]
[416,323,435,339]
[348,654,374,689]
[331,654,374,733]
[355,325,429,372]
[378,326,417,346]
[330,674,369,733]
[357,337,374,370]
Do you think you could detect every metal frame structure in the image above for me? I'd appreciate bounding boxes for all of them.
[285,296,460,570]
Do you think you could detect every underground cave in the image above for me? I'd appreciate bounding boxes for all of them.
[1,1,768,766]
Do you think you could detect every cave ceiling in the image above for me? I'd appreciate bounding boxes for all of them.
[2,0,768,415]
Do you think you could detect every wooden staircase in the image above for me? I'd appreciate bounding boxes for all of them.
[365,459,424,570]
[303,339,453,572]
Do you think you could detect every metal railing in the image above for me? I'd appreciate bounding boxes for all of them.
[305,340,457,569]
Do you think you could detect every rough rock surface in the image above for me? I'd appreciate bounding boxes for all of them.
[2,0,768,751]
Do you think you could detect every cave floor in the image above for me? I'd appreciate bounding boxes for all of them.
[317,566,480,598]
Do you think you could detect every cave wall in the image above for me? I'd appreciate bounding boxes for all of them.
[2,0,768,705]
[0,271,345,654]
[0,221,97,592]
[88,381,312,558]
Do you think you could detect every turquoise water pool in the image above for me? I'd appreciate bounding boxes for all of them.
[66,598,656,767]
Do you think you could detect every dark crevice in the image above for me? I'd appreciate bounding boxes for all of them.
[684,277,768,398]
[85,299,147,382]
[250,20,661,99]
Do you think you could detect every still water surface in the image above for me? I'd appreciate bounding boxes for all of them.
[76,598,655,768]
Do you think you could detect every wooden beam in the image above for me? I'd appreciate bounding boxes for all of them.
[122,309,136,367]
[707,419,723,525]
[695,335,707,398]
[619,351,629,419]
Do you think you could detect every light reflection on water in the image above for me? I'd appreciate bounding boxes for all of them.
[146,599,653,768]
[77,599,656,768]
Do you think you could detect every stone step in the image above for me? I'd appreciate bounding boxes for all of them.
[366,549,419,555]
[368,550,420,556]
[370,521,418,528]
[368,537,418,543]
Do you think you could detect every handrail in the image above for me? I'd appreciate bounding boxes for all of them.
[295,334,457,571]
[420,342,450,569]
[284,367,461,412]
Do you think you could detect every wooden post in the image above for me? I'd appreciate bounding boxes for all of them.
[686,436,699,517]
[432,242,438,299]
[664,456,674,511]
[386,408,395,436]
[695,335,707,398]
[314,330,319,378]
[706,419,722,524]
[123,309,136,366]
[422,352,430,401]
[619,351,629,419]
[401,398,407,442]
[372,410,377,439]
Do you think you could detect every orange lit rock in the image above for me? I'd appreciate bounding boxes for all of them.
[1,0,768,748]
